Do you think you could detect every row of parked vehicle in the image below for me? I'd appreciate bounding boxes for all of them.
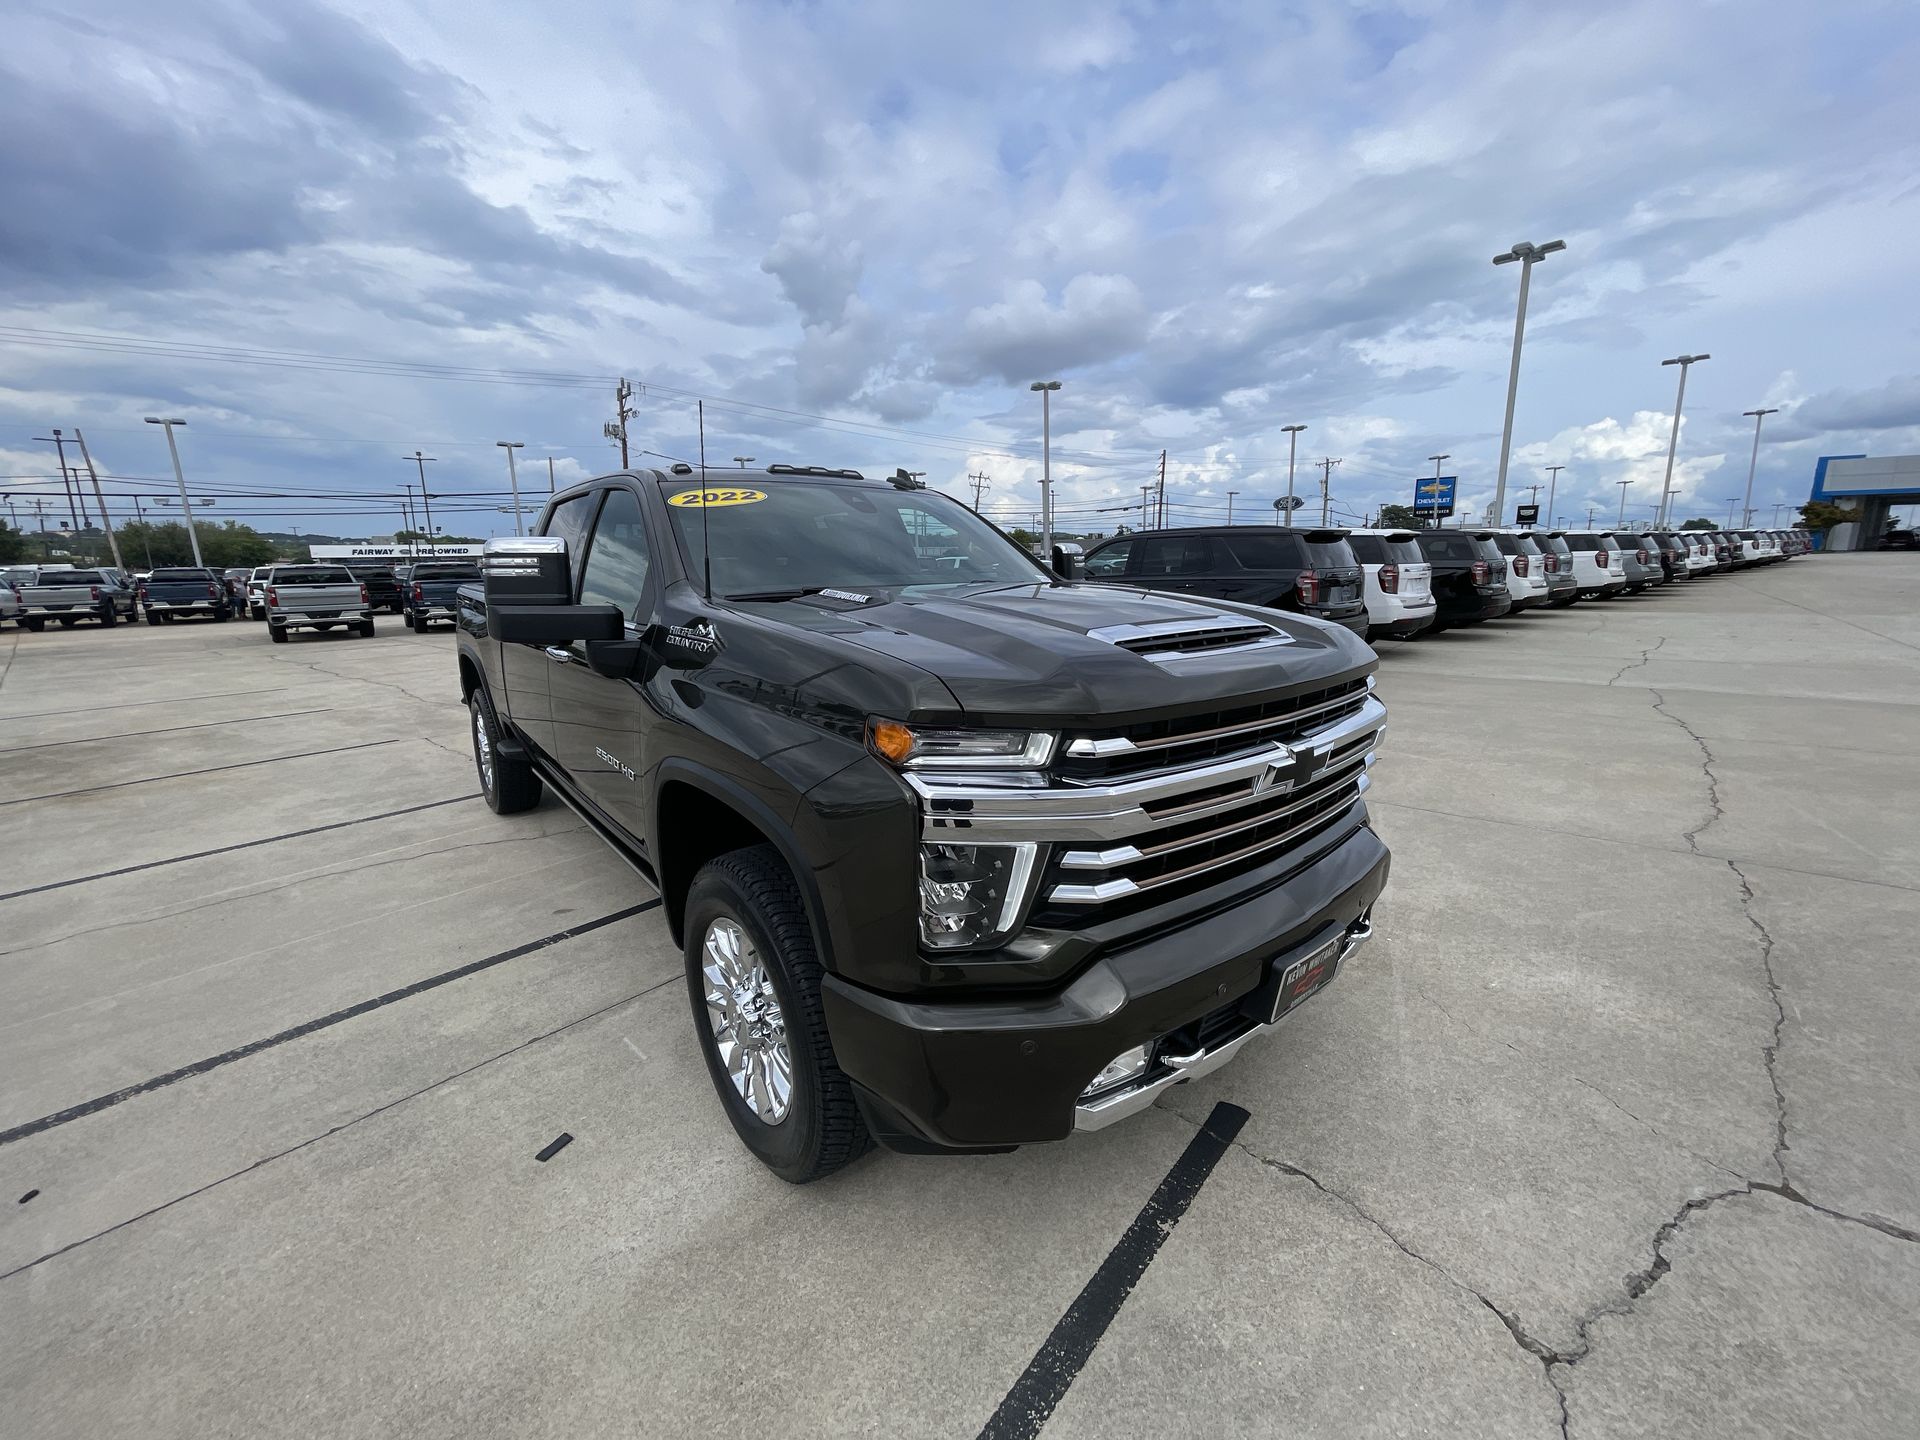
[0,560,480,636]
[1076,524,1815,640]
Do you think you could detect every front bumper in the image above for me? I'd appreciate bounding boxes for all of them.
[821,821,1390,1151]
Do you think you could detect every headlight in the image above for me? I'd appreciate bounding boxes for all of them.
[870,719,1054,769]
[918,841,1039,949]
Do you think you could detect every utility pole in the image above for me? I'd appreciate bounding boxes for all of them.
[605,378,635,468]
[1156,450,1168,529]
[968,471,992,509]
[1656,353,1710,527]
[1490,238,1567,527]
[497,441,526,536]
[1616,478,1634,527]
[1226,490,1238,525]
[71,428,124,572]
[1521,483,1543,523]
[1281,424,1307,528]
[1740,407,1778,528]
[405,451,438,553]
[1318,458,1340,526]
[34,430,85,529]
[1030,380,1062,557]
[1586,503,1597,528]
[547,456,557,493]
[1544,465,1565,528]
[144,417,204,566]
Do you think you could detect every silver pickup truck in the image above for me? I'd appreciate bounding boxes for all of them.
[14,568,137,631]
[264,564,375,643]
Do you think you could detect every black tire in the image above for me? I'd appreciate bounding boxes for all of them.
[403,611,416,630]
[683,845,872,1183]
[215,608,230,622]
[469,684,541,814]
[58,616,78,628]
[145,611,162,627]
[358,619,375,638]
[22,617,44,632]
[268,623,288,644]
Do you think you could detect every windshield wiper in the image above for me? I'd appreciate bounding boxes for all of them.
[722,587,826,602]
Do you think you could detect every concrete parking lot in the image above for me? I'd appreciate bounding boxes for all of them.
[2,558,1916,1439]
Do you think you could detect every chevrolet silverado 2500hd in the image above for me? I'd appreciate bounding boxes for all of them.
[455,465,1390,1182]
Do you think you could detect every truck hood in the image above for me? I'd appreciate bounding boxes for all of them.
[749,581,1373,727]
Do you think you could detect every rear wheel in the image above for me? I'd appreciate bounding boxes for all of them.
[58,616,78,628]
[268,623,288,644]
[22,617,44,632]
[99,604,117,628]
[358,618,375,638]
[469,684,540,814]
[145,611,162,627]
[683,846,871,1183]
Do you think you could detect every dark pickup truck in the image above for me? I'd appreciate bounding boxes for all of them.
[455,465,1389,1181]
[403,560,481,630]
[139,567,233,624]
[345,564,405,614]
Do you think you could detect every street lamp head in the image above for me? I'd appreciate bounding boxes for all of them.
[1029,380,1063,392]
[1281,423,1308,434]
[1495,238,1566,265]
[1429,453,1450,462]
[144,416,186,425]
[1743,407,1779,419]
[1662,353,1710,366]
[496,440,524,450]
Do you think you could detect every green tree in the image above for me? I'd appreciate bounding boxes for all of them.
[1375,503,1422,530]
[115,519,280,568]
[1798,500,1856,534]
[0,521,27,564]
[1680,517,1718,530]
[1008,527,1039,548]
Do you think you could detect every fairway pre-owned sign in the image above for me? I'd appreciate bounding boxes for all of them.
[311,544,484,560]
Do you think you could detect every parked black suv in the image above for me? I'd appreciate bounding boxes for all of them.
[1082,526,1368,637]
[1411,528,1511,629]
[456,467,1389,1181]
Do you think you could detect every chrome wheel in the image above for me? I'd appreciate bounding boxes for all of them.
[701,917,792,1125]
[471,701,494,794]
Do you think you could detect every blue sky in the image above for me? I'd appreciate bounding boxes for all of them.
[2,0,1917,539]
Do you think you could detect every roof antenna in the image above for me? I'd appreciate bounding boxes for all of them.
[698,400,712,599]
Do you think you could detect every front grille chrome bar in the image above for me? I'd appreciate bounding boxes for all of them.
[1063,677,1375,759]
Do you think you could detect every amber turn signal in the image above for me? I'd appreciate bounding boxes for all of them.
[869,719,915,764]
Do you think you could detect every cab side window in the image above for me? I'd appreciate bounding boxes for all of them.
[542,493,600,592]
[1084,538,1134,578]
[578,487,653,622]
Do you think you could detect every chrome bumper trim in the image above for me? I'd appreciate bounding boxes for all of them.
[1073,917,1375,1131]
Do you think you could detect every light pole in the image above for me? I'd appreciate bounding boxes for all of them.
[496,441,526,536]
[1545,465,1565,528]
[71,429,124,572]
[1029,380,1062,560]
[1427,453,1450,529]
[1656,353,1709,527]
[1281,424,1307,527]
[732,456,756,469]
[144,417,204,566]
[1490,238,1567,528]
[404,451,438,554]
[1226,490,1238,525]
[1616,478,1634,528]
[1740,407,1777,528]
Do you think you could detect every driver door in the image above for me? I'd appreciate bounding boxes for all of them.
[548,484,656,840]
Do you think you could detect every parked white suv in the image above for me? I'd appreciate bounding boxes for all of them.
[1562,531,1627,598]
[1679,532,1716,576]
[1345,528,1436,640]
[1490,532,1551,611]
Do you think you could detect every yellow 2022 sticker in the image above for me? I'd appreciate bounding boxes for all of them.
[668,488,768,509]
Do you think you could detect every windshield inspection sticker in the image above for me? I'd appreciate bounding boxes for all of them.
[668,488,767,508]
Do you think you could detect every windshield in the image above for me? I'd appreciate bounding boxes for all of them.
[1470,537,1504,564]
[659,480,1048,598]
[1303,537,1358,569]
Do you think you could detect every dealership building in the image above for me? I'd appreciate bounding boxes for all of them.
[1811,454,1920,550]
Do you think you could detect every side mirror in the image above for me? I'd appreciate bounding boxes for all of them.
[1050,544,1085,581]
[481,536,627,644]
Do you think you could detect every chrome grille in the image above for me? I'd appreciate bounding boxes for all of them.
[1058,676,1373,782]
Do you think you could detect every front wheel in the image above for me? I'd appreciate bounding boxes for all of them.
[683,846,872,1183]
[468,685,541,814]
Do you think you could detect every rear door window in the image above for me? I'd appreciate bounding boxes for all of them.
[1218,533,1302,570]
[1137,535,1217,577]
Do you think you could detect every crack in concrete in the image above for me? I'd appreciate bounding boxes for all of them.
[262,649,454,709]
[1157,1099,1916,1440]
[1604,633,1666,688]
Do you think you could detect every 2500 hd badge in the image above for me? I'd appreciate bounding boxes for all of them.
[455,464,1388,1182]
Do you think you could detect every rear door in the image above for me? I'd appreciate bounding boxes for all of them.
[504,490,599,756]
[1133,534,1219,597]
[548,484,657,838]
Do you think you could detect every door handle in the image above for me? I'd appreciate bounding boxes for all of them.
[544,646,577,663]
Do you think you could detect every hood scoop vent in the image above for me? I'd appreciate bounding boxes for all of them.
[1089,616,1296,664]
